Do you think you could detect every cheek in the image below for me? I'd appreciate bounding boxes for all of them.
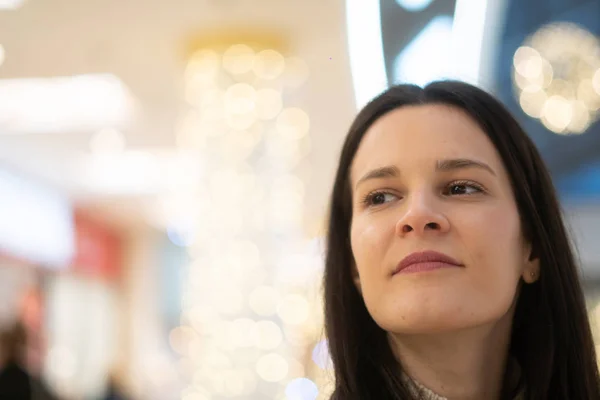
[460,206,524,291]
[350,216,394,276]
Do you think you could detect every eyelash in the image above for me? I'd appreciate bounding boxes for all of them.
[361,180,486,207]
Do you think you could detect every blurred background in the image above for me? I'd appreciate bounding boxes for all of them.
[1,0,600,399]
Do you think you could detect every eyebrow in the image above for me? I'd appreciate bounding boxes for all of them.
[436,158,496,176]
[354,158,496,189]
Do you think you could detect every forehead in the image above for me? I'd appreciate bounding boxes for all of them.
[350,104,505,184]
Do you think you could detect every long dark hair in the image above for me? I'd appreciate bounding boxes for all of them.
[323,81,600,399]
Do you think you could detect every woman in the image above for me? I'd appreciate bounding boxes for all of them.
[323,81,600,399]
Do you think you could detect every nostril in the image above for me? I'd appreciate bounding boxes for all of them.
[425,222,440,230]
[402,225,414,233]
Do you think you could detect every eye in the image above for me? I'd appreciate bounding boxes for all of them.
[444,181,484,196]
[362,191,398,207]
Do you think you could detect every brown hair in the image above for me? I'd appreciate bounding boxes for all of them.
[324,81,600,399]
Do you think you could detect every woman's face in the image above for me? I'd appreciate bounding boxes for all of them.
[349,104,539,334]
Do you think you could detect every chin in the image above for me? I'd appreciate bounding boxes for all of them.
[363,286,515,335]
[385,319,472,335]
[367,297,494,335]
[377,312,471,335]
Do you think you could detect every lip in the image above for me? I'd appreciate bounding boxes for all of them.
[394,251,463,275]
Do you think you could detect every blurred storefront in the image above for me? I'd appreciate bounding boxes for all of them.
[0,167,128,399]
[44,211,123,399]
[0,167,75,377]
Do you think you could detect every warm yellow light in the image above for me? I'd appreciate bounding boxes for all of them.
[179,38,313,399]
[276,108,310,139]
[549,79,576,100]
[221,370,246,396]
[254,320,283,350]
[230,318,258,348]
[278,294,310,325]
[265,130,301,160]
[253,50,285,80]
[593,68,600,96]
[186,49,221,87]
[513,46,543,79]
[256,353,289,382]
[249,285,279,316]
[567,100,591,133]
[577,79,600,111]
[186,85,223,109]
[219,129,261,163]
[269,176,305,230]
[230,240,261,270]
[215,288,244,315]
[223,44,256,75]
[226,111,257,130]
[224,83,257,115]
[541,95,573,133]
[519,90,547,118]
[256,88,283,120]
[513,22,600,134]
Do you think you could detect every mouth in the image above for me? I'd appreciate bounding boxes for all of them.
[393,250,463,275]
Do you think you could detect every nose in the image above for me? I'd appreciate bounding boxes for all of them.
[395,191,450,236]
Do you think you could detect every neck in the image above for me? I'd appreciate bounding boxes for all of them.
[390,314,514,400]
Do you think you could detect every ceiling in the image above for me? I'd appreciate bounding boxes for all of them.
[0,0,356,229]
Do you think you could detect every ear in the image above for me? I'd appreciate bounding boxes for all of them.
[521,243,540,284]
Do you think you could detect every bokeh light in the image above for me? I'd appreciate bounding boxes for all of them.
[166,223,196,247]
[513,22,600,134]
[312,339,333,370]
[278,294,310,325]
[276,108,310,139]
[256,88,283,120]
[519,90,547,118]
[256,353,289,382]
[223,44,256,75]
[254,320,283,350]
[253,49,286,80]
[186,85,223,109]
[214,287,244,315]
[186,49,221,88]
[541,95,573,133]
[224,83,257,115]
[179,43,313,400]
[285,378,319,400]
[249,285,279,316]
